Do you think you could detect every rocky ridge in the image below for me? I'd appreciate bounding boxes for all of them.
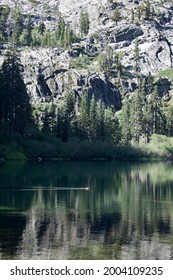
[1,0,173,107]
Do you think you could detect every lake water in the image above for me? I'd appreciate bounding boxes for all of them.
[0,160,173,260]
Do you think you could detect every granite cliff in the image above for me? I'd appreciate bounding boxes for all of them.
[1,0,173,108]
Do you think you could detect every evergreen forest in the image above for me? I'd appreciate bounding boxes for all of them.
[1,2,173,161]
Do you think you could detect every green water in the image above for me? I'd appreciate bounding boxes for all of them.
[0,160,173,260]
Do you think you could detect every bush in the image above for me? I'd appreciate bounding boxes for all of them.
[0,144,27,160]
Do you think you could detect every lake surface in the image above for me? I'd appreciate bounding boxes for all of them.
[0,160,173,260]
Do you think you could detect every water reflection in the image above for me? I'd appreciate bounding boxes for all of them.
[0,161,173,259]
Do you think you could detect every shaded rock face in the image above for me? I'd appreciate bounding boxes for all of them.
[156,78,172,97]
[114,26,143,43]
[87,74,122,110]
[23,50,121,109]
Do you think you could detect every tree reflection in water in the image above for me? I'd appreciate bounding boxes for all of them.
[0,161,173,259]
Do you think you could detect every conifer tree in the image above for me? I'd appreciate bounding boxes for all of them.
[137,6,141,21]
[26,15,33,46]
[78,93,90,140]
[112,9,121,25]
[80,10,90,36]
[104,108,121,143]
[38,21,45,35]
[12,8,24,46]
[42,108,51,135]
[0,51,32,135]
[131,9,135,23]
[166,105,173,137]
[130,89,143,143]
[56,16,65,43]
[149,85,165,134]
[133,39,140,77]
[57,92,75,141]
[121,97,131,144]
[89,95,97,139]
[140,80,150,142]
[96,100,105,141]
[144,0,151,19]
[0,5,10,43]
[117,51,123,79]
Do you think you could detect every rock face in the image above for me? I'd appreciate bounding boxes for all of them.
[1,0,173,107]
[20,47,121,109]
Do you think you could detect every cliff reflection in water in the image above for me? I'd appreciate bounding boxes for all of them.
[0,161,173,259]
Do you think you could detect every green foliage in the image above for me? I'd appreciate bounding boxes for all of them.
[144,0,151,19]
[166,105,173,136]
[133,39,140,75]
[149,85,165,134]
[111,9,121,25]
[156,68,173,78]
[147,134,173,158]
[1,7,77,49]
[97,46,114,72]
[131,8,135,23]
[12,8,24,46]
[29,0,40,5]
[0,144,27,160]
[0,51,32,135]
[80,10,90,36]
[70,54,90,69]
[57,92,75,142]
[121,97,131,144]
[130,90,144,143]
[0,5,10,44]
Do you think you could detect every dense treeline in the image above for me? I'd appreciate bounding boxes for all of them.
[0,5,91,49]
[37,74,173,146]
[121,77,168,144]
[1,51,173,160]
[40,92,121,143]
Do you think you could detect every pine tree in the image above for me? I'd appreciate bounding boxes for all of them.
[117,51,123,79]
[137,6,141,21]
[133,39,140,77]
[0,50,32,135]
[42,107,51,135]
[112,9,121,25]
[57,92,75,141]
[140,79,150,142]
[26,15,33,46]
[56,16,65,43]
[98,52,108,72]
[166,105,173,137]
[31,26,41,47]
[96,100,105,141]
[0,5,10,43]
[38,21,45,35]
[80,10,90,36]
[130,89,143,143]
[105,45,114,69]
[78,93,90,140]
[131,9,135,23]
[104,108,121,143]
[121,97,131,144]
[149,85,165,135]
[89,95,97,139]
[19,16,33,46]
[12,8,24,46]
[144,0,151,19]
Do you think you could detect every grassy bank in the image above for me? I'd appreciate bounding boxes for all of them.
[1,134,173,161]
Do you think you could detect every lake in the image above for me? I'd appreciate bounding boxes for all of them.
[0,160,173,260]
